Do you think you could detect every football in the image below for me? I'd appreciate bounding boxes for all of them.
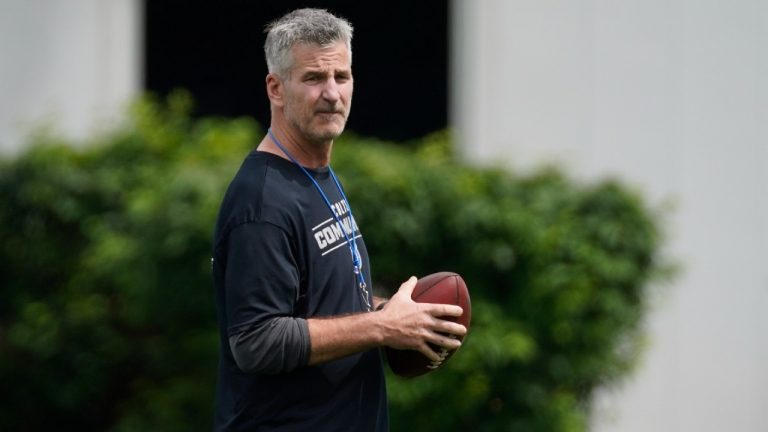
[386,272,471,377]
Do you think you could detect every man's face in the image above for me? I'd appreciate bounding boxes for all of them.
[281,41,353,144]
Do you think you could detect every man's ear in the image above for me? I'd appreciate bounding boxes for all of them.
[266,73,284,108]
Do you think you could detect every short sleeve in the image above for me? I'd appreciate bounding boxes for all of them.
[224,221,300,337]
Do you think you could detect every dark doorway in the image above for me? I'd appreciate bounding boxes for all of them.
[144,1,448,142]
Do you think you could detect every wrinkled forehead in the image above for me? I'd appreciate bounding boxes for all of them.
[288,41,352,73]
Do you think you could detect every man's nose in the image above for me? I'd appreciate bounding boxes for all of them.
[321,79,341,103]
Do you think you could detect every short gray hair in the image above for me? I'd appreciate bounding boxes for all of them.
[264,8,353,78]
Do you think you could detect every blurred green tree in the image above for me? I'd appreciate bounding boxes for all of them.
[0,93,665,431]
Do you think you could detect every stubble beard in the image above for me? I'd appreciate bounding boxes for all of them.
[288,106,349,146]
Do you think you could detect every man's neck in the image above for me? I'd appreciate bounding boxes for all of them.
[257,124,333,169]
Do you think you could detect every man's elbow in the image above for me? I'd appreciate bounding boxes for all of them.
[228,316,310,375]
[231,344,284,375]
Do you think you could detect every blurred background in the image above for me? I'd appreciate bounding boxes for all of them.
[1,1,766,431]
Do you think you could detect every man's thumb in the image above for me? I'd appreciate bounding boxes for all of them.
[397,276,418,298]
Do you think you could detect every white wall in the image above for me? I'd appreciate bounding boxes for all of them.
[0,0,141,153]
[452,1,768,430]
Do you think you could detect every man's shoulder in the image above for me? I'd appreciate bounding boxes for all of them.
[214,151,304,242]
[230,150,303,193]
[226,151,268,199]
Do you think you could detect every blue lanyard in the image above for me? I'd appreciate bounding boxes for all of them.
[267,128,371,312]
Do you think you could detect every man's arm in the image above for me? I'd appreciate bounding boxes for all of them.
[307,277,466,365]
[224,222,309,375]
[224,223,466,372]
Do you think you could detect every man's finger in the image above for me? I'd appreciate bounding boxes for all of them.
[425,331,462,350]
[417,343,442,362]
[423,303,463,318]
[396,276,417,297]
[433,321,467,338]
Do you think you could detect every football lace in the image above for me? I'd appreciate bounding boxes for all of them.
[427,335,458,369]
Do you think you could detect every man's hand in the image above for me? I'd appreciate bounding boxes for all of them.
[306,277,467,366]
[377,276,467,362]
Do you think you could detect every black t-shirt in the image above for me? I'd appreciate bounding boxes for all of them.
[211,150,388,431]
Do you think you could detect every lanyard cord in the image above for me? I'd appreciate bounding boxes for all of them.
[267,128,371,311]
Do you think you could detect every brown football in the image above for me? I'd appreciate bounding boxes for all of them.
[386,272,471,378]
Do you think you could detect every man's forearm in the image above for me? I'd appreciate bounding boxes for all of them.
[306,277,466,366]
[307,312,384,365]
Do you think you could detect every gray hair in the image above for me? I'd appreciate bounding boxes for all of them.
[264,8,353,78]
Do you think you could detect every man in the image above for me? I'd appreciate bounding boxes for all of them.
[211,8,466,431]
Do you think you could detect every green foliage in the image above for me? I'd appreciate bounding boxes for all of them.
[334,132,663,431]
[0,93,664,431]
